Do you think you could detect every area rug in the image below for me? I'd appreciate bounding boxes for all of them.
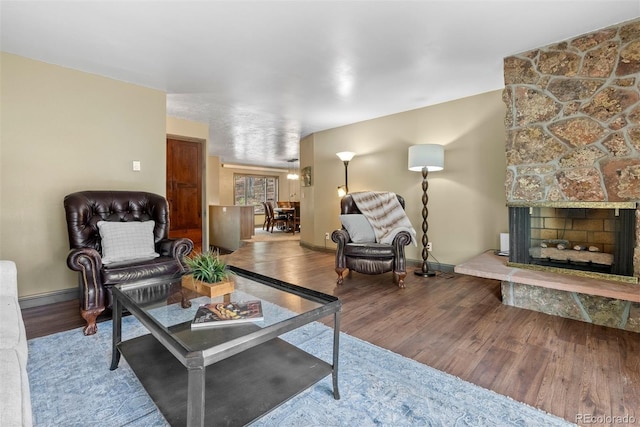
[27,303,574,426]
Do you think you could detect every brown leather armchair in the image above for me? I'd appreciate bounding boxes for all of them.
[331,194,412,288]
[64,190,193,335]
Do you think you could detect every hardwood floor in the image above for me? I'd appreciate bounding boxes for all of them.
[22,240,639,426]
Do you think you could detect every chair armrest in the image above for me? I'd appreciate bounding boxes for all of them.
[331,229,350,269]
[157,237,194,262]
[392,230,413,248]
[67,247,102,272]
[67,248,104,313]
[392,230,412,273]
[331,229,351,246]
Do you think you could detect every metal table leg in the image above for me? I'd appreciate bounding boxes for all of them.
[110,297,122,370]
[332,311,341,400]
[186,365,206,427]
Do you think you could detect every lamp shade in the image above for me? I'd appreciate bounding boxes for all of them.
[336,151,356,162]
[408,144,444,172]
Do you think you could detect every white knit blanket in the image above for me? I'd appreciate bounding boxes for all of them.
[350,191,417,246]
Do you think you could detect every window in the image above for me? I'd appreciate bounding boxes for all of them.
[234,174,278,213]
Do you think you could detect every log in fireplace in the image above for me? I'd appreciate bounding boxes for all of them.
[508,202,637,282]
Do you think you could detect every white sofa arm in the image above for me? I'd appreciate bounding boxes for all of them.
[0,260,32,427]
[0,261,18,298]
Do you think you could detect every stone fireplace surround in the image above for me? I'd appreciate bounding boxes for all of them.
[455,18,640,332]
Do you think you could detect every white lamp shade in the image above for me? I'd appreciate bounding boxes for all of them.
[408,144,444,172]
[336,151,356,162]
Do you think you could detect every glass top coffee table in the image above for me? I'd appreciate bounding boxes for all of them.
[109,265,341,427]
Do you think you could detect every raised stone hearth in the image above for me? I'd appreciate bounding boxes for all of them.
[502,282,636,331]
[455,251,639,332]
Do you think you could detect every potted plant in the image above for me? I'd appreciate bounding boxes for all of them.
[182,250,235,297]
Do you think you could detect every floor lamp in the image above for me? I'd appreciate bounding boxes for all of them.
[408,144,444,277]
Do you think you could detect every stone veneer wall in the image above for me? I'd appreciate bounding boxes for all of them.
[502,17,640,278]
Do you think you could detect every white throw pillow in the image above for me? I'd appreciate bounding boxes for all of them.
[97,220,159,264]
[339,214,376,243]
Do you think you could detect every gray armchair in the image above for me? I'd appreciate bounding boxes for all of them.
[331,194,412,288]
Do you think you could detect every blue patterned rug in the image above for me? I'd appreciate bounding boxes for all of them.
[28,299,574,427]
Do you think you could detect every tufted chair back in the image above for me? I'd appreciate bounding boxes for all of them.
[64,190,170,254]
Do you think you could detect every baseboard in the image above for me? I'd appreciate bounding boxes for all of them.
[300,241,335,253]
[19,287,78,309]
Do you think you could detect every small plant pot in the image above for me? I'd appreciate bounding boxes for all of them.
[182,274,235,298]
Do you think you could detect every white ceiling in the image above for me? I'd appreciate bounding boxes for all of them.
[2,1,639,168]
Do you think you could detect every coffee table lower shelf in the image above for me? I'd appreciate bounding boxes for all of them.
[119,333,333,426]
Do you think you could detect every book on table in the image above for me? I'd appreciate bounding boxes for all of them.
[191,300,264,328]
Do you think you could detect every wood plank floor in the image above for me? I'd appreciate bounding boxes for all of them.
[22,240,639,426]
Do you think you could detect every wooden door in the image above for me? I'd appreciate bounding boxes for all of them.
[166,138,203,252]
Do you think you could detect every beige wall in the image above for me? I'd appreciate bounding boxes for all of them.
[207,156,222,205]
[304,90,508,266]
[0,53,167,298]
[299,134,316,245]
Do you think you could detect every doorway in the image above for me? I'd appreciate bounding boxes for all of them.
[166,137,204,252]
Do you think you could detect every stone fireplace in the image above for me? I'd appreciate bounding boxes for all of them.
[498,17,640,331]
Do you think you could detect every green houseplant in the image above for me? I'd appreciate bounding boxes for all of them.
[182,250,235,297]
[184,250,232,283]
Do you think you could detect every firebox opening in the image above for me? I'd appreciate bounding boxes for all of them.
[508,204,636,282]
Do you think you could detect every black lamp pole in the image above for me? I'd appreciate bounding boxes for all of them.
[408,144,443,278]
[415,166,436,277]
[343,160,350,194]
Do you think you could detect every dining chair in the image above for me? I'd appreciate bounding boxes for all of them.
[268,202,289,232]
[261,202,272,230]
